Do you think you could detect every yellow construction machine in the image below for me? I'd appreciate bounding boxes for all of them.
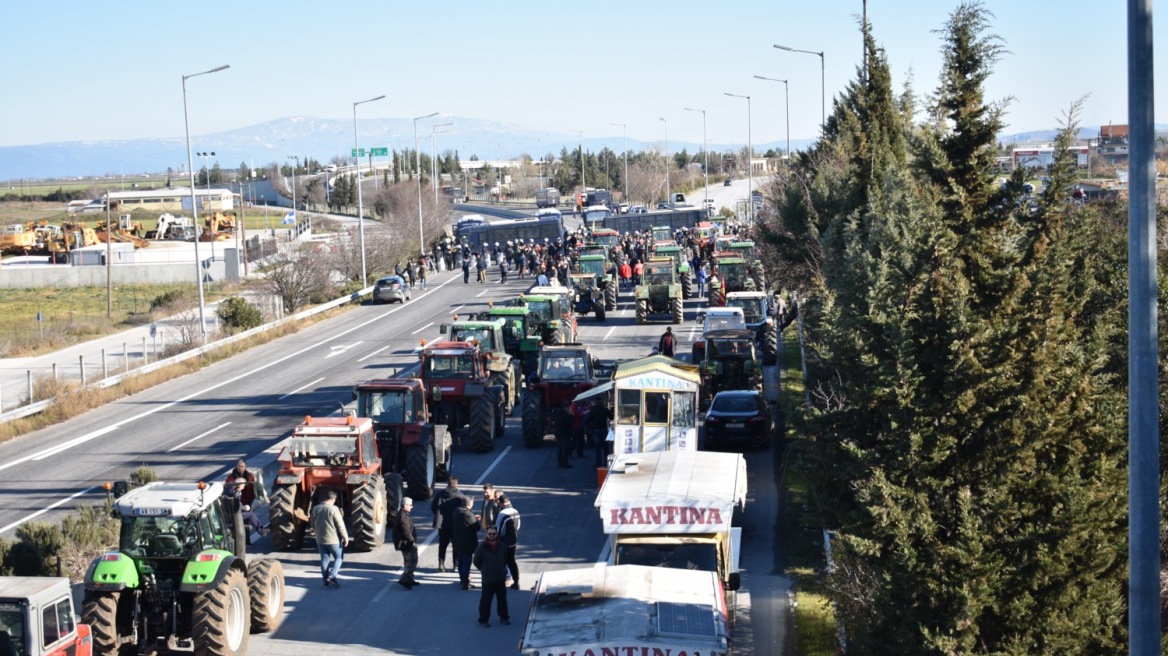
[199,212,238,241]
[95,215,150,249]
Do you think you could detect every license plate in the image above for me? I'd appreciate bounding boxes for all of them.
[727,423,745,429]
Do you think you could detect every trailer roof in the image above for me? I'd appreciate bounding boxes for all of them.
[0,577,71,603]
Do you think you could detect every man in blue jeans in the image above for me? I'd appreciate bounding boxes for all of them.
[310,489,349,587]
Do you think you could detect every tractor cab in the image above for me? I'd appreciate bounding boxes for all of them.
[651,225,673,243]
[357,380,425,426]
[111,482,238,564]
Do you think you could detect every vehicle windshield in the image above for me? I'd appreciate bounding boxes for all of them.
[711,394,761,413]
[120,515,204,558]
[579,246,606,258]
[652,227,672,242]
[615,542,719,572]
[526,300,553,322]
[731,244,756,260]
[541,353,589,380]
[646,268,672,286]
[709,338,752,358]
[425,354,476,378]
[583,209,612,222]
[593,234,619,248]
[705,315,745,332]
[451,327,495,351]
[288,436,358,460]
[578,259,606,276]
[359,390,414,424]
[376,277,403,288]
[721,265,745,289]
[727,298,764,323]
[0,603,25,654]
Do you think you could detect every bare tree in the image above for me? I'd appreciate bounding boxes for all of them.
[627,161,667,206]
[368,181,451,256]
[326,221,413,285]
[260,243,329,313]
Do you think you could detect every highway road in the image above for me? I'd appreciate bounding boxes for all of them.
[0,266,791,654]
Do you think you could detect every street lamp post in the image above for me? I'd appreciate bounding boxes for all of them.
[414,112,439,256]
[754,75,791,175]
[353,94,385,287]
[182,64,229,345]
[610,122,628,202]
[196,152,215,190]
[659,117,669,204]
[774,44,825,129]
[431,122,454,205]
[683,108,708,209]
[287,156,299,230]
[578,131,586,207]
[724,93,753,224]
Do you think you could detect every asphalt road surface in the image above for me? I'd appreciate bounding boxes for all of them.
[0,267,791,655]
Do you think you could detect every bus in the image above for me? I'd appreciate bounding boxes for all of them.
[457,214,565,253]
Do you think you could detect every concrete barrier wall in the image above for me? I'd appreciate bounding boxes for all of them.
[0,261,228,288]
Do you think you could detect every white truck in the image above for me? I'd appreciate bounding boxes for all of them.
[518,564,731,656]
[595,450,747,624]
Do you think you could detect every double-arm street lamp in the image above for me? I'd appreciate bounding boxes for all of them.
[683,107,708,209]
[182,64,229,344]
[353,94,385,286]
[724,92,753,224]
[753,75,791,174]
[774,44,825,129]
[414,112,439,256]
[610,122,628,201]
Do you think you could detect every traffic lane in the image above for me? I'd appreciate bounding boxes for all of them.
[0,270,524,532]
[247,419,609,655]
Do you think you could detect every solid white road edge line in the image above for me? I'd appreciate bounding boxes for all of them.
[410,322,434,335]
[0,486,98,535]
[277,377,325,400]
[167,422,232,453]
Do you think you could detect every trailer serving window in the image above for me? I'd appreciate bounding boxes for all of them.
[644,391,669,425]
[617,389,640,425]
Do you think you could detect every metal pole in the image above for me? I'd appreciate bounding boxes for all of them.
[353,95,384,287]
[754,76,791,175]
[1128,1,1160,652]
[79,355,85,385]
[183,64,229,345]
[414,112,438,256]
[105,191,112,319]
[27,370,32,403]
[102,349,107,378]
[725,93,752,223]
[659,118,668,203]
[774,45,825,131]
[142,336,148,365]
[579,131,586,200]
[684,108,707,209]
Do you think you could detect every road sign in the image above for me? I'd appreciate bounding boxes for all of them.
[351,148,366,157]
[370,147,388,156]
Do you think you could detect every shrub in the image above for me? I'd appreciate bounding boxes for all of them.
[6,522,63,576]
[149,289,189,312]
[130,465,158,486]
[216,296,263,332]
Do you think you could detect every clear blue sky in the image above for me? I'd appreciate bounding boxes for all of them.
[0,0,1156,149]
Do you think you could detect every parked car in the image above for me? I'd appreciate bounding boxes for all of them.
[656,201,670,210]
[629,205,648,214]
[616,202,630,214]
[373,275,410,304]
[704,390,774,449]
[724,178,733,186]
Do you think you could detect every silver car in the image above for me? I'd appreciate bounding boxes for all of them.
[372,275,410,304]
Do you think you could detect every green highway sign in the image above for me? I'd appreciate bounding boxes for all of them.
[351,148,366,157]
[370,147,388,156]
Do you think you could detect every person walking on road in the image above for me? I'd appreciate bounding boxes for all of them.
[418,260,428,290]
[453,496,482,589]
[472,526,510,628]
[462,256,471,284]
[393,497,419,589]
[310,489,348,587]
[658,327,676,357]
[553,406,574,469]
[431,477,466,572]
[495,494,522,589]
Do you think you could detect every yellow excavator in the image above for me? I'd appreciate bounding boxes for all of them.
[95,215,150,249]
[200,211,237,241]
[0,222,39,255]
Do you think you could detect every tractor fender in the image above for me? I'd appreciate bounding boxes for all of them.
[345,473,378,486]
[84,551,140,592]
[276,473,302,485]
[433,424,451,451]
[178,550,240,593]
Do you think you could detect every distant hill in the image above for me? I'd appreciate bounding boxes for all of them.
[0,117,1151,181]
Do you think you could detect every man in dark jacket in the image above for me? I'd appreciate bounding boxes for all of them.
[452,496,482,589]
[495,494,521,589]
[472,526,510,627]
[553,406,574,468]
[430,477,466,572]
[393,497,419,589]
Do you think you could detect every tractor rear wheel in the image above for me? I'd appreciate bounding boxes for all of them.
[405,444,435,500]
[82,591,129,655]
[467,393,497,453]
[247,559,285,633]
[681,275,692,299]
[492,387,507,436]
[384,472,404,518]
[490,373,513,416]
[709,287,725,308]
[193,567,250,656]
[761,323,779,365]
[635,299,648,324]
[605,283,617,310]
[349,477,387,551]
[670,298,683,324]
[269,485,304,552]
[547,330,563,345]
[522,390,545,448]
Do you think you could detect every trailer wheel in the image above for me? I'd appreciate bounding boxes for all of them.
[268,485,304,552]
[405,444,435,500]
[349,476,387,551]
[193,567,250,656]
[467,392,497,453]
[247,559,285,633]
[82,591,129,655]
[522,390,545,448]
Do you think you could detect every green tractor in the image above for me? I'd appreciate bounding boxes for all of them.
[569,254,617,321]
[480,305,543,376]
[519,291,577,345]
[651,243,692,299]
[708,256,755,307]
[82,481,286,656]
[698,329,765,407]
[728,240,767,292]
[440,316,523,415]
[635,258,684,324]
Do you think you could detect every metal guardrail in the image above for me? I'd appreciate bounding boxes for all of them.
[0,285,373,426]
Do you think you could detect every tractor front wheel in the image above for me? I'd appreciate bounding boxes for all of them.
[605,283,617,310]
[268,485,304,552]
[522,390,545,448]
[635,299,648,324]
[193,567,250,656]
[349,477,387,551]
[405,444,436,500]
[681,275,692,299]
[247,559,285,633]
[467,393,497,453]
[670,298,683,324]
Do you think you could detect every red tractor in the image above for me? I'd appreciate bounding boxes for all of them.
[354,377,452,501]
[420,340,507,453]
[269,415,391,552]
[521,344,601,448]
